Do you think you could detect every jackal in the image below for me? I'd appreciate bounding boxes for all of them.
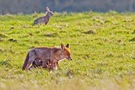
[22,44,72,70]
[34,7,53,25]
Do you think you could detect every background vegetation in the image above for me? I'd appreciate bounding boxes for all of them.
[0,0,135,14]
[0,12,135,90]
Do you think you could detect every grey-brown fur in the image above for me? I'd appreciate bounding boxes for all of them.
[22,44,72,71]
[34,7,53,25]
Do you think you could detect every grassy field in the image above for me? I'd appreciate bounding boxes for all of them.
[0,11,135,90]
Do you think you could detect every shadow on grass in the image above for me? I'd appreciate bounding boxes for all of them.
[0,60,12,67]
[43,32,59,37]
[129,37,135,42]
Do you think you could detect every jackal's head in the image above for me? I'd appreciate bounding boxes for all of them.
[46,7,53,17]
[60,44,72,60]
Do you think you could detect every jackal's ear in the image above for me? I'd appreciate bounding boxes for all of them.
[66,44,69,48]
[46,7,50,11]
[61,44,64,49]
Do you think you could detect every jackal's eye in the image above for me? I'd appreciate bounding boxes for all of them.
[64,48,70,56]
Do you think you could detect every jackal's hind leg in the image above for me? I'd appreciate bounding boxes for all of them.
[42,60,48,69]
[26,56,36,70]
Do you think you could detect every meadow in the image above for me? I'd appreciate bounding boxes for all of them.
[0,11,135,90]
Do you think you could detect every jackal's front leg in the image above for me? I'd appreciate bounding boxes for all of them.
[54,62,59,70]
[42,60,47,69]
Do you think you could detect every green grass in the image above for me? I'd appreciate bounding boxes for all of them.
[0,11,135,90]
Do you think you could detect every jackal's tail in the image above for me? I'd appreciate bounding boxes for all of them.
[22,52,29,70]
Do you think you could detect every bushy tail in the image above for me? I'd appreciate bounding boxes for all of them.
[22,52,29,70]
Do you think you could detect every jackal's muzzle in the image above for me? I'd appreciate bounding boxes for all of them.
[66,57,72,60]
